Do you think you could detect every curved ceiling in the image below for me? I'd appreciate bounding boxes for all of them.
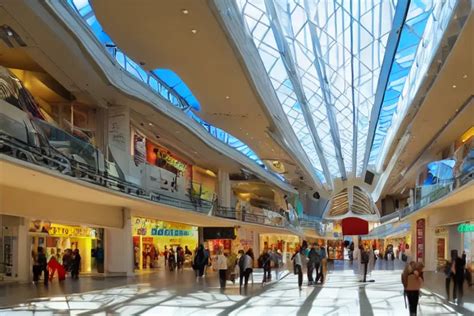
[232,0,458,186]
[89,0,306,184]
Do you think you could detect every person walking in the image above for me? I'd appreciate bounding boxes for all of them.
[71,249,81,280]
[163,245,169,267]
[291,246,303,290]
[193,244,207,278]
[451,249,467,303]
[318,244,327,284]
[203,247,211,277]
[246,248,255,284]
[238,250,253,289]
[444,258,453,301]
[36,247,49,285]
[216,249,228,289]
[307,244,318,285]
[402,261,424,316]
[259,249,271,284]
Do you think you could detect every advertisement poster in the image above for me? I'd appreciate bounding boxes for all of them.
[133,130,146,166]
[416,218,425,262]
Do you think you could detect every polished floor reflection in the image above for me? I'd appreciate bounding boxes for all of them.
[0,262,472,315]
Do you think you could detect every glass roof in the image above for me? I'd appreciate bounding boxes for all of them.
[236,0,457,185]
[67,0,276,177]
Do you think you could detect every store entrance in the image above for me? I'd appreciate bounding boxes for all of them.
[28,220,104,280]
[132,216,198,272]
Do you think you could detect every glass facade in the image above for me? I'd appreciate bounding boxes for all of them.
[236,0,457,184]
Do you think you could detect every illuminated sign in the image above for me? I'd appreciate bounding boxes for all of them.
[458,223,474,233]
[29,220,97,238]
[132,216,196,237]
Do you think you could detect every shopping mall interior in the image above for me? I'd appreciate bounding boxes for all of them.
[0,0,472,315]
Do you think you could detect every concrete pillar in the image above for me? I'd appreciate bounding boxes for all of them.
[217,170,231,208]
[104,208,134,276]
[16,219,29,282]
[425,218,437,271]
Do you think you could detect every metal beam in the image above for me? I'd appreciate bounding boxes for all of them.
[264,0,334,188]
[303,0,348,180]
[361,0,411,175]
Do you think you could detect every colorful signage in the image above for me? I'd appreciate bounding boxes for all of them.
[146,140,187,174]
[458,223,474,233]
[29,220,97,238]
[416,219,425,263]
[133,217,196,237]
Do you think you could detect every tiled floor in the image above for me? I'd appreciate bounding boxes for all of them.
[0,261,472,315]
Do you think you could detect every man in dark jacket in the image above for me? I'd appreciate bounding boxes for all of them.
[451,249,466,303]
[307,244,320,285]
[37,247,49,285]
[193,245,206,277]
[259,249,271,283]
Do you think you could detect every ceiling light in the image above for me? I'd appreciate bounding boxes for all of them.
[148,122,153,126]
[462,74,468,79]
[191,29,198,34]
[452,84,457,89]
[182,9,189,14]
[225,96,230,100]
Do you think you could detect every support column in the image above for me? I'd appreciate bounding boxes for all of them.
[217,170,231,208]
[104,208,134,276]
[16,218,29,282]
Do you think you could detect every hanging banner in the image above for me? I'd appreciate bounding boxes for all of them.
[416,218,425,262]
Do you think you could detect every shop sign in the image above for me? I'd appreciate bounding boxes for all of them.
[48,224,96,238]
[158,151,186,172]
[457,223,474,233]
[133,216,196,237]
[416,219,425,263]
[29,220,96,238]
[435,227,448,235]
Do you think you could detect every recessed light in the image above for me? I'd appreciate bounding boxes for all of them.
[462,74,468,79]
[452,84,457,88]
[148,122,153,126]
[225,96,230,100]
[191,29,198,34]
[182,9,189,14]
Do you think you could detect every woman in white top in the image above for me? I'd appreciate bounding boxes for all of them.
[216,250,228,288]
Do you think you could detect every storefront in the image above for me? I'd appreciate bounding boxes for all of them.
[259,234,300,263]
[132,216,198,270]
[0,215,21,281]
[28,220,103,274]
[327,239,344,260]
[202,227,235,256]
[459,222,474,270]
[434,222,474,270]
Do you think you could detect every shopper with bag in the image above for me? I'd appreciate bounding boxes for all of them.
[401,261,423,316]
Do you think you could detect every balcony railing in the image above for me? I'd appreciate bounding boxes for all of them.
[0,133,213,214]
[380,170,474,223]
[214,206,301,232]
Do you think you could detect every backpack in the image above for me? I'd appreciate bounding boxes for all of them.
[361,251,369,264]
[238,255,246,271]
[443,261,451,277]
